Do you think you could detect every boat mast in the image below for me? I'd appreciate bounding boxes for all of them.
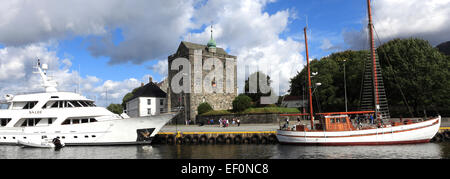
[304,27,314,129]
[367,0,380,120]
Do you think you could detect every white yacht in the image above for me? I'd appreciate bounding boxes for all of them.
[0,60,176,146]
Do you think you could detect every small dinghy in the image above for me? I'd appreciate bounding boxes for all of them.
[17,136,65,149]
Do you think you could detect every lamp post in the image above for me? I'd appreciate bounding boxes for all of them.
[182,72,188,126]
[343,59,348,112]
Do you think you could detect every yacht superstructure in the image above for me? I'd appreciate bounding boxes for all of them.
[0,60,175,145]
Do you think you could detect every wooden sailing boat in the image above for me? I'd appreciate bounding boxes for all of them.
[276,0,441,145]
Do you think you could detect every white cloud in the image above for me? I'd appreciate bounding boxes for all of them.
[236,38,305,94]
[0,43,143,106]
[0,0,307,100]
[345,0,450,49]
[185,0,304,94]
[0,0,196,64]
[148,60,169,80]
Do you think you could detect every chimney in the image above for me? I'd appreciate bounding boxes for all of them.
[141,82,144,87]
[149,76,153,84]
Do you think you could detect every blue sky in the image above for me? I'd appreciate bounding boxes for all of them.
[57,0,368,83]
[0,0,449,105]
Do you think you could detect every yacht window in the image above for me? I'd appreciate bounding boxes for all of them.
[0,103,10,109]
[20,118,42,127]
[62,119,71,125]
[51,96,59,99]
[27,119,34,126]
[86,101,96,107]
[72,119,80,124]
[70,101,82,107]
[58,101,64,108]
[90,118,97,123]
[81,119,88,123]
[78,101,85,107]
[23,101,38,109]
[23,103,29,109]
[50,101,58,108]
[74,136,78,139]
[0,118,11,126]
[66,101,75,108]
[79,101,88,107]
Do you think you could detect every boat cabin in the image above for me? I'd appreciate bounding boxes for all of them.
[315,115,356,131]
[292,115,356,132]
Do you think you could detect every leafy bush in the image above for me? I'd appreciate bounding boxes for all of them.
[232,94,252,112]
[201,110,232,116]
[197,102,213,115]
[243,107,300,114]
[107,104,123,114]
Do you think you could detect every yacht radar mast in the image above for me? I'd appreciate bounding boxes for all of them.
[33,59,58,93]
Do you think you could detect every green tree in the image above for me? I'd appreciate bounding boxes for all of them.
[107,104,123,114]
[121,92,134,108]
[197,102,213,115]
[121,87,141,108]
[289,38,450,117]
[377,38,450,116]
[289,50,367,112]
[232,94,252,112]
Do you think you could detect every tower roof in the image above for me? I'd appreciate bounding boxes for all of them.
[207,25,216,48]
[177,41,232,57]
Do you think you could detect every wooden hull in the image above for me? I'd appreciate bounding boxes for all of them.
[276,116,441,146]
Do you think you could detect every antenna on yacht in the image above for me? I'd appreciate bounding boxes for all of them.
[78,64,81,94]
[33,58,58,93]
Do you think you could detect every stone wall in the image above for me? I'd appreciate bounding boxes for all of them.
[196,113,302,125]
[167,41,237,123]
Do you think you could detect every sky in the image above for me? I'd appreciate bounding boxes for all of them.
[0,0,449,106]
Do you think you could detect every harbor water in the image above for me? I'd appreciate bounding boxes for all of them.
[1,142,449,159]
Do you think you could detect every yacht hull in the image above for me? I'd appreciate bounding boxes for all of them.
[276,116,441,146]
[0,113,175,146]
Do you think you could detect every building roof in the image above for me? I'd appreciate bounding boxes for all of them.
[180,41,229,56]
[126,82,166,102]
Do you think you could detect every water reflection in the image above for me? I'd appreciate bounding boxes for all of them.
[0,143,448,159]
[273,143,443,159]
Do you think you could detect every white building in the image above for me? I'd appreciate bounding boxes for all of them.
[125,80,167,118]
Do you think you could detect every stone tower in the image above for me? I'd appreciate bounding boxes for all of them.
[167,28,237,123]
